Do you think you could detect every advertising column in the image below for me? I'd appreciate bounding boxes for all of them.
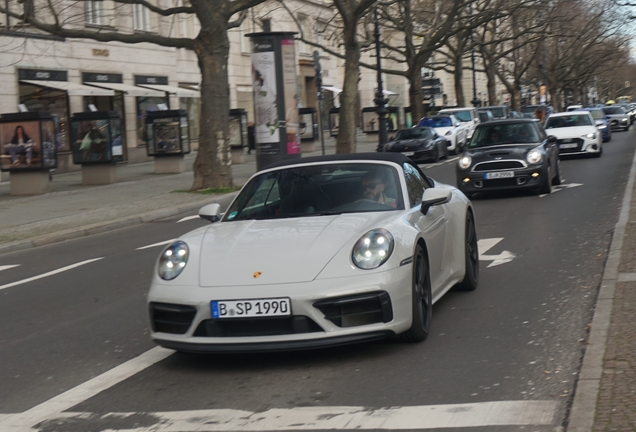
[247,32,300,171]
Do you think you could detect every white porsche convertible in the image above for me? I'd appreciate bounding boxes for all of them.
[148,154,479,353]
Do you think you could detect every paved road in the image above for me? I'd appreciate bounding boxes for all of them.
[0,130,633,431]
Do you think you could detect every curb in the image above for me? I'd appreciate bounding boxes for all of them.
[0,192,238,257]
[565,141,636,431]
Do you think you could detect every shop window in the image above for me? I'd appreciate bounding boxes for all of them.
[179,84,200,144]
[18,83,69,152]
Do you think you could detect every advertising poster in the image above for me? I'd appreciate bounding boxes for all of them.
[281,38,300,155]
[0,120,56,171]
[71,119,112,163]
[153,118,181,154]
[252,39,280,153]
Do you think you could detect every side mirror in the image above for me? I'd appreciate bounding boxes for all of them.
[547,135,557,143]
[420,188,452,215]
[199,203,222,223]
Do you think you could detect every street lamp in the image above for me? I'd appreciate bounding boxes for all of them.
[373,7,388,152]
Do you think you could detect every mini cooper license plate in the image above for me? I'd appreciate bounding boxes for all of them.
[485,171,514,179]
[559,143,578,149]
[211,298,291,319]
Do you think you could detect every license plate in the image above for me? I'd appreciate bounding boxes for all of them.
[402,151,414,156]
[485,171,514,179]
[211,298,291,319]
[559,143,578,149]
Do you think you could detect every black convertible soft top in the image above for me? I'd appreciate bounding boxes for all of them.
[263,152,414,171]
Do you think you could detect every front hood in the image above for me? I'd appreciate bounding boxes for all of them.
[390,139,428,150]
[545,126,597,138]
[433,126,454,136]
[198,213,397,286]
[466,143,537,161]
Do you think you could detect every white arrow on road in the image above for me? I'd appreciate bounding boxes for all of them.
[0,265,20,272]
[540,182,583,197]
[478,238,516,268]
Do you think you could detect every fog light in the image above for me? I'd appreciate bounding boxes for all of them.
[531,172,539,177]
[463,178,470,183]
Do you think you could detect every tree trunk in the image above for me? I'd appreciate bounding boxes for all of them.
[407,65,424,122]
[191,31,232,190]
[336,24,360,154]
[454,57,464,107]
[486,62,497,106]
[511,81,522,112]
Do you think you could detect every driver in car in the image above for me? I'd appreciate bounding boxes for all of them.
[361,170,397,207]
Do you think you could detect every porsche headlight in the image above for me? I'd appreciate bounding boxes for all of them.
[352,229,394,270]
[458,155,472,169]
[583,133,596,139]
[158,241,189,280]
[526,149,543,164]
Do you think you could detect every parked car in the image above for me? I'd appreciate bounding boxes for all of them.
[147,153,479,352]
[544,111,603,157]
[438,107,480,138]
[417,115,468,154]
[617,103,635,124]
[456,118,562,197]
[479,105,510,119]
[384,127,448,162]
[602,106,630,131]
[477,109,495,123]
[583,107,612,142]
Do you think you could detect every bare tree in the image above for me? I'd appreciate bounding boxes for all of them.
[0,0,267,190]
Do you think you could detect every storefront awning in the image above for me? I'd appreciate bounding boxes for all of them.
[323,86,343,94]
[20,80,114,96]
[136,84,200,98]
[84,82,164,97]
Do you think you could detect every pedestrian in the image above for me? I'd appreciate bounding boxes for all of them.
[534,108,545,123]
[247,121,256,155]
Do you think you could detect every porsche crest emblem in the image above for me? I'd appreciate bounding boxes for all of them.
[253,272,262,278]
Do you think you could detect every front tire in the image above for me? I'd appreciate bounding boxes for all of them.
[454,212,479,291]
[552,159,563,185]
[539,166,553,194]
[401,245,432,342]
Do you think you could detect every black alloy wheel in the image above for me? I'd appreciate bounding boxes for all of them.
[402,245,432,342]
[431,147,440,163]
[454,212,479,291]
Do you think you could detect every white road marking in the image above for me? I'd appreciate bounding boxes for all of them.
[35,400,558,430]
[136,239,176,250]
[177,215,199,223]
[0,347,173,430]
[478,238,517,268]
[0,258,103,292]
[540,182,583,197]
[0,265,20,272]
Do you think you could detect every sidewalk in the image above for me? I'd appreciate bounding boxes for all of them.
[0,131,634,431]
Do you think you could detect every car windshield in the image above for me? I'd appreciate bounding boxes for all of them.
[224,163,404,221]
[588,110,604,120]
[488,107,506,118]
[469,123,541,148]
[419,117,452,127]
[449,111,472,122]
[545,115,593,128]
[604,107,625,115]
[395,128,431,140]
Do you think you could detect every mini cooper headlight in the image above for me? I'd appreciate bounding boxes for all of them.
[352,229,394,270]
[526,149,543,164]
[583,133,596,139]
[458,155,472,169]
[158,241,189,280]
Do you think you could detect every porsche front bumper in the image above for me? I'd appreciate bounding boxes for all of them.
[147,265,413,352]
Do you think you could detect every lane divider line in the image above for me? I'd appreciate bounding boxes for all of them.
[0,258,104,292]
[136,239,176,250]
[0,265,20,272]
